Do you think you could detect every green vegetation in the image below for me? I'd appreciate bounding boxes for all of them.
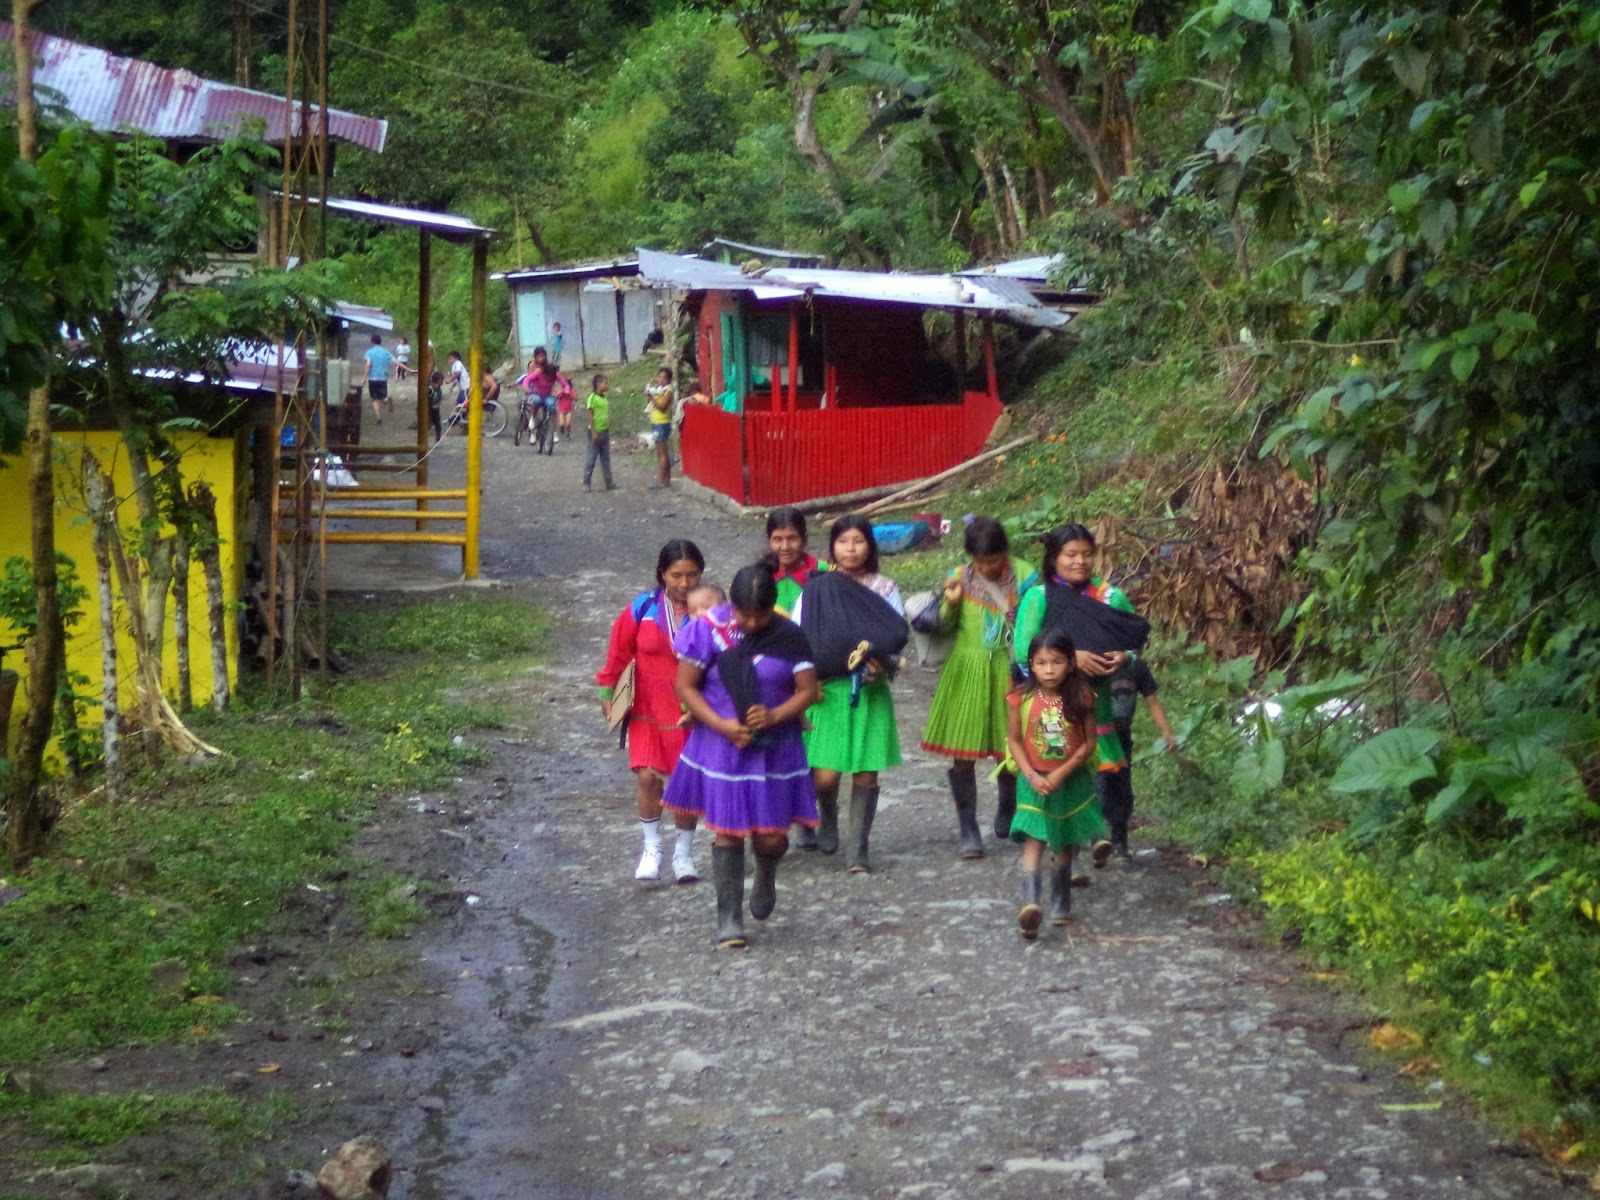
[0,592,548,1170]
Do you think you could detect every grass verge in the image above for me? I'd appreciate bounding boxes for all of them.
[0,590,549,1179]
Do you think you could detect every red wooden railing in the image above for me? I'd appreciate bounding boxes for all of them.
[681,391,1002,506]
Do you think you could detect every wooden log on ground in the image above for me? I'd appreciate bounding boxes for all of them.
[856,435,1034,518]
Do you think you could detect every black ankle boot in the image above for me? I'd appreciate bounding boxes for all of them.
[1049,864,1073,925]
[713,845,747,948]
[1018,872,1043,940]
[846,784,880,874]
[949,767,984,859]
[994,771,1017,840]
[750,848,782,921]
[1111,822,1130,859]
[815,786,840,855]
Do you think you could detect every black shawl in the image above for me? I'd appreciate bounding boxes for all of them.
[1039,583,1151,655]
[799,571,909,681]
[715,615,814,722]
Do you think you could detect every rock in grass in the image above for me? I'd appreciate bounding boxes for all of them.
[148,958,189,995]
[316,1136,392,1200]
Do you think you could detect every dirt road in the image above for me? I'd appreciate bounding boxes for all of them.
[325,426,1565,1200]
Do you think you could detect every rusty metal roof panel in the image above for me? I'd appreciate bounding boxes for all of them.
[1,21,386,152]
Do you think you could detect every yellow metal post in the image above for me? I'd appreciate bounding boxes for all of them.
[464,237,487,579]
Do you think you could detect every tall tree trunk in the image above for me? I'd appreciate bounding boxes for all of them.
[1000,158,1027,243]
[172,534,192,714]
[972,144,1012,254]
[86,457,120,794]
[6,0,59,867]
[188,483,230,714]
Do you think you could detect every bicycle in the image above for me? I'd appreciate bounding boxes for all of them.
[514,394,554,453]
[442,393,507,439]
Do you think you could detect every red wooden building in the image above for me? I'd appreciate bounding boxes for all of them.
[638,250,1068,508]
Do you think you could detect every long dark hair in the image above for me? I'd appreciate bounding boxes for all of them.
[729,562,778,614]
[1041,523,1096,579]
[655,539,705,586]
[1024,627,1093,722]
[964,515,1008,558]
[827,513,879,575]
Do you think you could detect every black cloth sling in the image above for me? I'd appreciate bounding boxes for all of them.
[1038,582,1151,655]
[715,615,814,724]
[798,571,909,682]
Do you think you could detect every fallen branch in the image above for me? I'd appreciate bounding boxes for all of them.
[857,435,1034,518]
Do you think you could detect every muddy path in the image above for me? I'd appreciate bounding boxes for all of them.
[273,414,1570,1199]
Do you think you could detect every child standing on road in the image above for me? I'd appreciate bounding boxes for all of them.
[584,373,616,491]
[1098,658,1179,860]
[1006,628,1102,939]
[645,367,674,490]
[919,516,1037,858]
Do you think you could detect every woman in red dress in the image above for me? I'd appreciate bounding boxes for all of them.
[597,540,706,883]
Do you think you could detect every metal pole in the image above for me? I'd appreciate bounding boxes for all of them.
[954,310,968,401]
[416,230,431,530]
[464,237,487,579]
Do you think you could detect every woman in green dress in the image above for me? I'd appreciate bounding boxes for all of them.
[919,517,1038,857]
[792,515,905,873]
[1012,523,1146,871]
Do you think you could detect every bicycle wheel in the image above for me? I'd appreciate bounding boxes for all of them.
[482,399,507,438]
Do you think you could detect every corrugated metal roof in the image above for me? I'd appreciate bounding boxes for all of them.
[291,194,495,241]
[957,254,1063,281]
[0,21,386,152]
[636,249,1070,330]
[495,258,641,283]
[703,237,824,265]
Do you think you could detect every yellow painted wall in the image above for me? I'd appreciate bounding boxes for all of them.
[1,431,242,755]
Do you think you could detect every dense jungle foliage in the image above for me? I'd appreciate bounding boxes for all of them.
[24,0,1600,1149]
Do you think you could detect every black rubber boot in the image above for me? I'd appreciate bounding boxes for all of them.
[1111,822,1130,860]
[713,844,747,949]
[793,821,818,851]
[845,784,880,874]
[750,848,783,921]
[1049,864,1074,925]
[1018,872,1043,940]
[815,784,840,855]
[994,770,1017,840]
[949,767,984,859]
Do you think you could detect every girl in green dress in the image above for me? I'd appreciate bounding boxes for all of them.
[1006,628,1102,938]
[766,506,829,850]
[1012,523,1144,872]
[919,517,1038,858]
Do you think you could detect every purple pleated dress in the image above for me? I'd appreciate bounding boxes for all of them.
[662,607,819,837]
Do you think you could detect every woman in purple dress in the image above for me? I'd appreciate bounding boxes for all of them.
[663,564,820,948]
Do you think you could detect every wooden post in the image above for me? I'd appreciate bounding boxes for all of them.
[416,229,431,529]
[982,317,998,401]
[770,363,780,411]
[787,305,799,412]
[464,237,486,579]
[954,310,968,401]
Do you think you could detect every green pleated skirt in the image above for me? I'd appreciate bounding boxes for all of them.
[921,644,1010,760]
[1009,765,1104,854]
[803,676,902,774]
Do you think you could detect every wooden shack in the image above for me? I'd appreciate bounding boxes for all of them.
[638,250,1069,508]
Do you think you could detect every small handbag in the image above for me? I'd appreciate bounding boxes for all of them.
[607,660,636,740]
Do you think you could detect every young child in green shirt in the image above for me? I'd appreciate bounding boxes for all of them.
[583,373,615,491]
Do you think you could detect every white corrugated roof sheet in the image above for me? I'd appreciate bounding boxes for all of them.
[637,249,1070,329]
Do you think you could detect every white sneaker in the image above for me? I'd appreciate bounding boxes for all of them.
[635,845,662,882]
[672,840,699,884]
